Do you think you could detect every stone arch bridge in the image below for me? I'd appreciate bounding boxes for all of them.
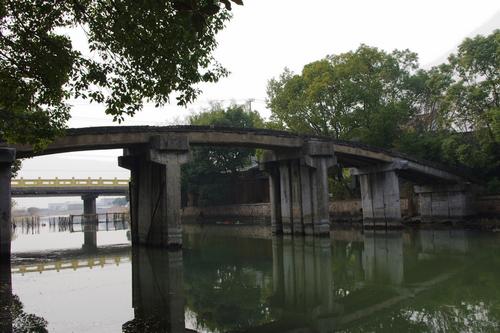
[0,126,474,255]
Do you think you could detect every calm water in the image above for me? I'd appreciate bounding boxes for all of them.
[2,218,500,332]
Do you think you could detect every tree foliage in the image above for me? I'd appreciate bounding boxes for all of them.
[399,30,499,186]
[0,0,242,149]
[267,31,500,190]
[267,45,422,148]
[182,103,264,206]
[0,287,49,333]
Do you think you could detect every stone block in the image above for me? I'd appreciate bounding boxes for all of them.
[149,135,189,151]
[0,148,15,163]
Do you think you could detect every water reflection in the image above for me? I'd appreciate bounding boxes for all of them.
[0,261,49,333]
[362,231,404,284]
[126,232,500,332]
[12,251,130,275]
[123,247,185,333]
[82,218,98,251]
[183,235,273,332]
[273,236,335,317]
[8,229,500,332]
[0,261,12,332]
[418,229,469,254]
[12,218,41,235]
[11,215,130,253]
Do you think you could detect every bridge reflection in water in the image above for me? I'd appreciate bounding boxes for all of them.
[5,229,500,332]
[125,230,474,332]
[12,253,131,275]
[123,248,186,332]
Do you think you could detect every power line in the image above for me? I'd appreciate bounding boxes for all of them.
[67,97,267,107]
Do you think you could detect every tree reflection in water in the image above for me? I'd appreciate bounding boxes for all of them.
[0,262,48,333]
[7,229,500,332]
[183,235,274,332]
[181,231,500,333]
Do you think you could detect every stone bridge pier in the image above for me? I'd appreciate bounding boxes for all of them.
[82,193,98,216]
[352,160,476,227]
[262,141,336,236]
[351,162,403,229]
[0,147,15,263]
[414,184,475,222]
[82,194,98,251]
[119,135,190,249]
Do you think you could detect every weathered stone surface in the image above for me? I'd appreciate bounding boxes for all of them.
[82,193,98,215]
[0,148,15,163]
[300,165,313,235]
[302,140,335,156]
[149,134,189,151]
[81,194,98,251]
[414,184,476,221]
[357,168,402,229]
[11,125,468,186]
[264,154,334,236]
[350,159,409,176]
[279,161,293,234]
[311,157,332,235]
[0,148,15,263]
[119,149,189,248]
[290,160,304,235]
[266,164,283,234]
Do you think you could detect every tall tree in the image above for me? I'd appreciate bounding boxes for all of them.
[438,30,499,185]
[443,29,499,139]
[0,0,243,149]
[399,30,499,187]
[182,103,264,206]
[266,45,422,148]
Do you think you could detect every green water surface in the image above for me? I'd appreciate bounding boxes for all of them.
[3,225,500,332]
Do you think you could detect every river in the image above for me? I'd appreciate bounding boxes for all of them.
[2,217,500,332]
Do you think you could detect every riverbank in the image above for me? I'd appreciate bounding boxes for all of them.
[181,195,500,232]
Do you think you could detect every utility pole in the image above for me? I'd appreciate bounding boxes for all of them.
[247,98,254,112]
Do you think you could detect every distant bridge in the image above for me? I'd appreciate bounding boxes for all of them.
[11,178,129,197]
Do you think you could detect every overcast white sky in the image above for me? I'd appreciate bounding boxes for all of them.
[16,0,500,207]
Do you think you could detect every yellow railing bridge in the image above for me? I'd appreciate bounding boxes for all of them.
[11,178,129,188]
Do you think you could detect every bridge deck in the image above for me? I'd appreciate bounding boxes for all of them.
[9,126,468,183]
[11,178,129,197]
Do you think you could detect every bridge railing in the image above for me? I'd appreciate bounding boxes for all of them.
[11,177,130,187]
[12,254,131,275]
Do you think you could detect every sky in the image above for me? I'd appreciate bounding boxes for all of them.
[15,0,500,207]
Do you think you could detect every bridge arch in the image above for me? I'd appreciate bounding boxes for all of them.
[0,126,474,256]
